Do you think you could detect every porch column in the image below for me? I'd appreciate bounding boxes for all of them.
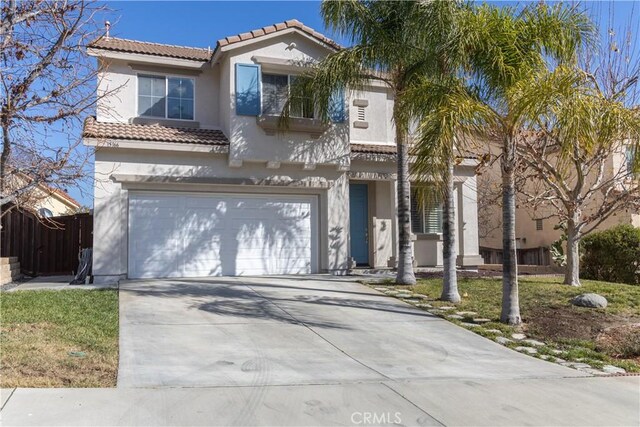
[390,178,398,268]
[456,175,484,267]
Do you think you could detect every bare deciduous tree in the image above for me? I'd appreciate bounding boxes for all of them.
[0,0,116,216]
[515,13,640,287]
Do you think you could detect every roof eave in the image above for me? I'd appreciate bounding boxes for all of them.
[211,27,339,64]
[88,47,210,68]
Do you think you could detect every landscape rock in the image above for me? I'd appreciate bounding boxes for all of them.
[522,339,545,347]
[571,293,608,308]
[456,311,477,316]
[602,365,626,374]
[439,306,456,311]
[385,290,399,296]
[374,287,389,291]
[472,318,491,324]
[495,337,512,345]
[511,333,527,340]
[415,303,432,308]
[515,346,538,355]
[447,314,464,320]
[461,322,481,328]
[396,292,413,298]
[568,362,592,369]
[540,355,551,360]
[485,329,503,335]
[402,298,422,303]
[550,349,565,355]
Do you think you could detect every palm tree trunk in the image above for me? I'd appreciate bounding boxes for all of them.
[395,121,416,285]
[563,213,581,286]
[441,157,460,302]
[500,136,521,325]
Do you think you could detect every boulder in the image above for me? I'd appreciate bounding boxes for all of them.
[571,293,608,308]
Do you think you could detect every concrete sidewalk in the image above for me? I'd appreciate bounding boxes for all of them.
[1,377,638,426]
[6,275,117,292]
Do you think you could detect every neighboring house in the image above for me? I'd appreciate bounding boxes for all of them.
[83,19,483,283]
[3,173,81,217]
[478,141,639,266]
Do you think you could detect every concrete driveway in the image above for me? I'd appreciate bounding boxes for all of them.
[118,276,580,388]
[2,275,638,426]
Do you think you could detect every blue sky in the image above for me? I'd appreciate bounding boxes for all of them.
[64,0,639,206]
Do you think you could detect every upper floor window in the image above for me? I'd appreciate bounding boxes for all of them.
[262,73,313,119]
[138,74,194,120]
[410,188,443,234]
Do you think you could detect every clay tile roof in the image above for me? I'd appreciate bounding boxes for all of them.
[83,117,229,146]
[49,187,80,207]
[217,19,341,51]
[350,144,397,155]
[89,37,212,61]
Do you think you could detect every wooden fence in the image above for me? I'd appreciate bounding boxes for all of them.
[1,207,93,276]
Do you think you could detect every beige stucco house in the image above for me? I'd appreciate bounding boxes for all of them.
[478,140,639,265]
[84,19,483,283]
[5,173,81,217]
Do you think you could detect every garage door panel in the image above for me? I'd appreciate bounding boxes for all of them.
[128,193,316,279]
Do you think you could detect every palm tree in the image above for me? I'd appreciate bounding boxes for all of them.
[464,3,593,323]
[284,0,468,285]
[406,3,593,322]
[405,77,493,303]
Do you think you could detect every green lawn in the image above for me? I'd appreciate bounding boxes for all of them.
[0,289,119,387]
[377,277,640,372]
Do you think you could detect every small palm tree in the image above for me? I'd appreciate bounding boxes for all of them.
[463,3,594,323]
[283,0,468,285]
[406,77,493,303]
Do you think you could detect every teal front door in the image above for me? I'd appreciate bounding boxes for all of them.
[349,184,369,266]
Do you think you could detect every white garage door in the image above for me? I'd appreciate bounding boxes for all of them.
[128,192,317,278]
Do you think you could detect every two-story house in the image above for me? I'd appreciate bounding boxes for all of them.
[83,19,483,283]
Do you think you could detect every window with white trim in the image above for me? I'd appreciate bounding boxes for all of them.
[262,73,314,118]
[138,74,194,120]
[410,188,443,234]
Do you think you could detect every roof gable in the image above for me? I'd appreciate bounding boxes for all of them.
[216,19,341,53]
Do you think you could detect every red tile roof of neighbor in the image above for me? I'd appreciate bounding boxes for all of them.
[48,187,80,207]
[89,19,341,61]
[82,117,229,146]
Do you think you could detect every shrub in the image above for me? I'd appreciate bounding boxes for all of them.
[581,224,640,285]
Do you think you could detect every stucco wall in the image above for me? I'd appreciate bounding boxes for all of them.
[96,58,220,129]
[92,147,350,281]
[223,34,351,167]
